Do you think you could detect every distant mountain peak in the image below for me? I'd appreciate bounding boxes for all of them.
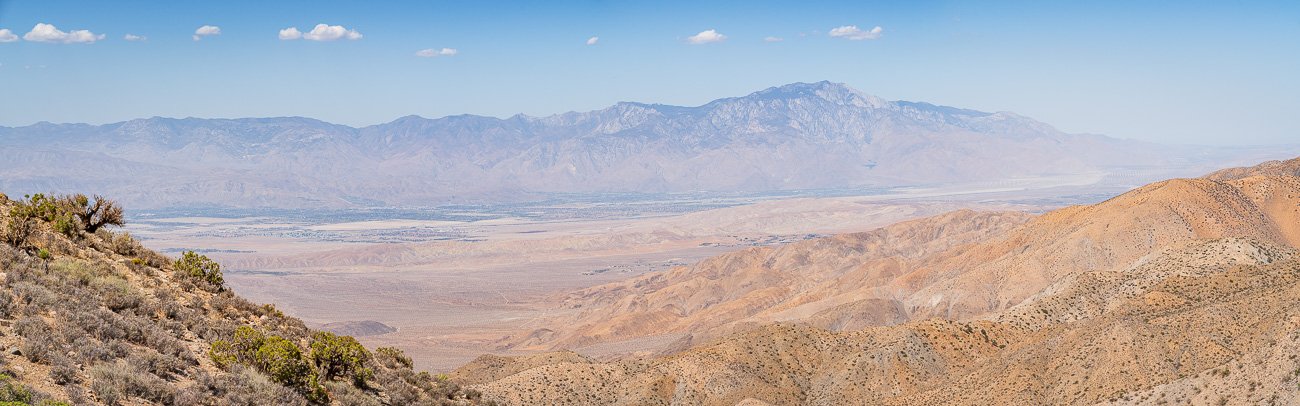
[741,81,890,109]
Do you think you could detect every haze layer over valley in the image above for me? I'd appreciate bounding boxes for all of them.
[3,82,1290,209]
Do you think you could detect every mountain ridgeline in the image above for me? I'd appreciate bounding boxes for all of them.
[458,157,1300,405]
[0,81,1159,209]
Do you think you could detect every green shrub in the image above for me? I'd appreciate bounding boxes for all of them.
[374,346,413,369]
[210,327,324,402]
[209,340,237,368]
[309,332,373,386]
[174,251,224,290]
[254,336,314,388]
[0,374,32,404]
[51,213,79,237]
[11,194,61,223]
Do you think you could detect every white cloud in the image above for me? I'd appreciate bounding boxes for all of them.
[687,29,726,44]
[586,36,599,45]
[23,23,105,44]
[193,25,221,41]
[0,29,18,43]
[828,25,883,40]
[415,48,458,57]
[278,27,302,40]
[302,24,362,41]
[763,36,783,42]
[124,33,147,41]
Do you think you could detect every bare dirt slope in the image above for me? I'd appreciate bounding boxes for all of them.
[506,157,1300,357]
[466,157,1300,405]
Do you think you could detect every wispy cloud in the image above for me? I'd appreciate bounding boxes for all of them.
[828,25,883,40]
[687,29,726,44]
[0,29,18,43]
[124,33,147,42]
[586,36,599,46]
[415,48,458,57]
[301,24,362,41]
[278,27,302,40]
[23,23,104,44]
[193,25,221,41]
[763,36,783,43]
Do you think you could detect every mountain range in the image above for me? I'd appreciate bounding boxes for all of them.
[0,81,1223,209]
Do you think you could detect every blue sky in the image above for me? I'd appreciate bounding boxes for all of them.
[0,0,1297,145]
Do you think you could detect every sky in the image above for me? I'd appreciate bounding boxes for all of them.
[0,0,1297,145]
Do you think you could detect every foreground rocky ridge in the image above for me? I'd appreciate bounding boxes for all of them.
[464,157,1300,405]
[0,194,491,405]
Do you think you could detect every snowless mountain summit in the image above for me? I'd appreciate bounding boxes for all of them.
[0,81,1159,208]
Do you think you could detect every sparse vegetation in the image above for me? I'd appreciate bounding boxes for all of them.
[0,193,490,405]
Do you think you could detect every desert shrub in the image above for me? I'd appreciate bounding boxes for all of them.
[89,361,175,405]
[375,346,414,369]
[69,336,127,364]
[49,357,79,385]
[172,385,204,406]
[0,374,32,404]
[8,193,123,241]
[210,291,259,316]
[0,292,15,319]
[14,317,61,364]
[174,251,224,290]
[323,380,381,406]
[97,229,141,257]
[1,216,34,248]
[11,282,58,312]
[373,368,426,404]
[309,331,373,385]
[254,336,314,388]
[210,326,324,401]
[10,194,61,223]
[127,348,186,380]
[51,215,78,238]
[210,366,309,406]
[63,194,124,234]
[91,275,143,312]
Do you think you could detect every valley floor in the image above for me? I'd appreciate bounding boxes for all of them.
[128,176,1121,371]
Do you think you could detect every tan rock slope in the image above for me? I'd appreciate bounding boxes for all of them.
[467,156,1300,405]
[506,157,1300,356]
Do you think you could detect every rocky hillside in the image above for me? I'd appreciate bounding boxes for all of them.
[0,81,1209,209]
[0,193,492,405]
[502,156,1300,356]
[465,157,1300,405]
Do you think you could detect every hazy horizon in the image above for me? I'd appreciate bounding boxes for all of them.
[1,1,1298,146]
